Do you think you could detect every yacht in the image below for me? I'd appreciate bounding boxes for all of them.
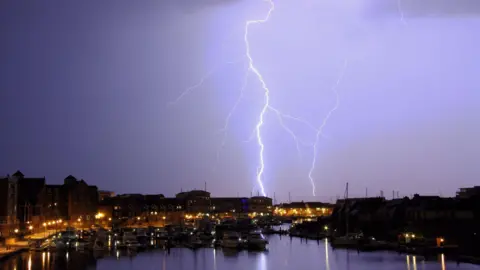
[156,230,169,248]
[125,239,142,250]
[117,231,141,250]
[332,233,361,248]
[29,239,47,251]
[73,239,91,251]
[185,233,203,249]
[46,238,67,251]
[246,232,268,250]
[221,231,241,249]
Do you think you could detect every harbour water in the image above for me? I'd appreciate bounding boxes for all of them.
[1,235,479,270]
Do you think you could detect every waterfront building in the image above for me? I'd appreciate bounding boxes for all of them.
[39,175,98,229]
[14,171,46,227]
[274,201,333,218]
[111,194,145,220]
[40,184,67,225]
[0,175,18,236]
[176,190,211,214]
[210,197,249,216]
[248,196,273,216]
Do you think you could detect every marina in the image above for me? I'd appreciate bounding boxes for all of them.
[1,233,480,270]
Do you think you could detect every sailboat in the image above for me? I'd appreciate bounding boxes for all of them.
[332,183,361,248]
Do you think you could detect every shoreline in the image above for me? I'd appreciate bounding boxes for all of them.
[0,248,28,262]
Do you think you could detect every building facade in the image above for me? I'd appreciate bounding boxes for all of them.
[14,171,46,226]
[0,175,18,236]
[248,196,273,215]
[176,190,211,214]
[274,201,334,217]
[456,186,480,199]
[39,175,99,228]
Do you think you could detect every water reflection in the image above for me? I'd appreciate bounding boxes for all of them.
[1,236,479,270]
[212,248,217,270]
[27,253,32,270]
[324,238,330,270]
[441,253,446,270]
[258,252,267,270]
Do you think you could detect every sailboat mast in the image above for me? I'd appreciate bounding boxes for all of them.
[345,182,349,236]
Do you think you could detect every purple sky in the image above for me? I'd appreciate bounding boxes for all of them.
[1,0,479,202]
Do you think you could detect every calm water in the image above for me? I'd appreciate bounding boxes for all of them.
[2,235,480,270]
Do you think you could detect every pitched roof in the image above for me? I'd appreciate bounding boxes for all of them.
[65,175,77,181]
[13,170,24,177]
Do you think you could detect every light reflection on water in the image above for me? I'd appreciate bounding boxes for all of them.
[1,235,480,270]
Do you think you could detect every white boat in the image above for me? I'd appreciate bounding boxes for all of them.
[221,232,241,249]
[46,238,67,251]
[125,240,142,250]
[29,239,47,251]
[332,234,360,247]
[156,230,169,247]
[122,232,141,250]
[246,232,268,250]
[73,239,91,251]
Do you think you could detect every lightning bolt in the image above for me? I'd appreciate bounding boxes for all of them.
[173,0,341,198]
[307,60,348,196]
[244,0,275,197]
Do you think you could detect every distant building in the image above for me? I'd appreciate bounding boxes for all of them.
[248,196,273,215]
[176,190,211,214]
[456,186,480,199]
[274,201,334,217]
[98,190,115,201]
[111,194,145,220]
[210,197,249,215]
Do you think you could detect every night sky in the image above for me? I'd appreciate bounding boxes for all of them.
[1,0,479,202]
